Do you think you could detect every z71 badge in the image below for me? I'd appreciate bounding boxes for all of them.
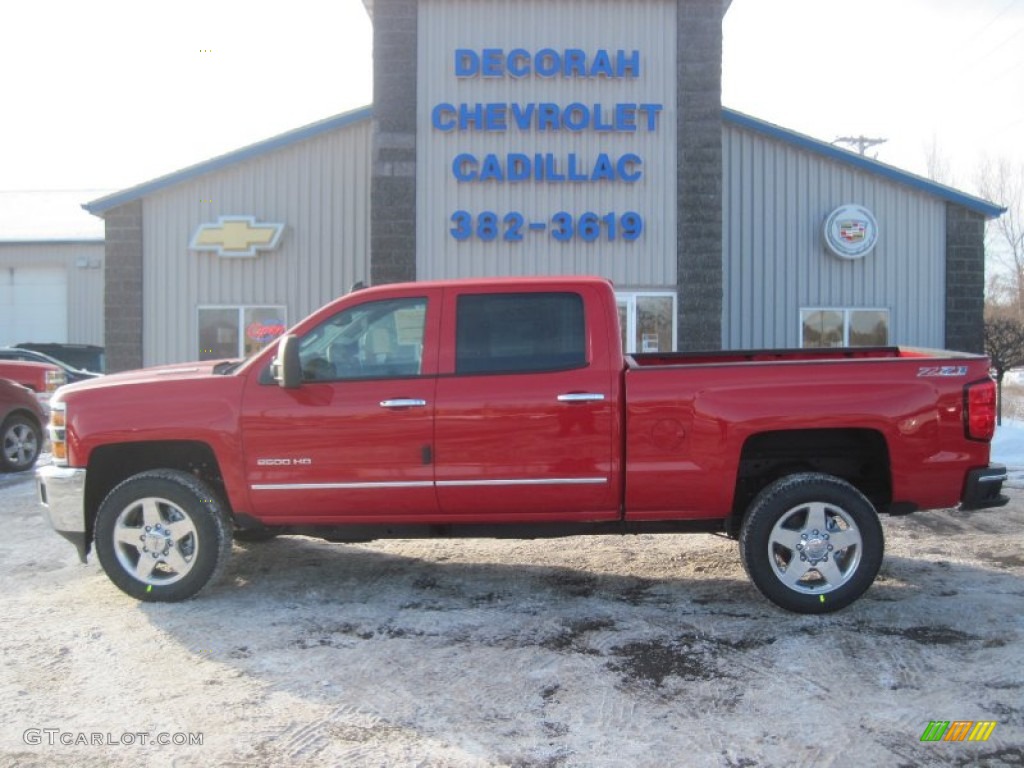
[917,366,968,377]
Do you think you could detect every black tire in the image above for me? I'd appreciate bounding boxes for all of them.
[94,470,232,602]
[739,473,884,614]
[1,412,42,472]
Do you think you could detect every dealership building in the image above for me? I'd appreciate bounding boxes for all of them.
[81,0,1003,372]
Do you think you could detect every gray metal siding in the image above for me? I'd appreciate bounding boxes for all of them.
[0,242,104,344]
[723,123,946,349]
[416,0,677,287]
[142,121,371,365]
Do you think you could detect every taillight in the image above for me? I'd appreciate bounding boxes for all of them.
[49,402,68,465]
[964,379,996,441]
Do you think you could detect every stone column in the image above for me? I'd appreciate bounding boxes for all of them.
[676,0,724,352]
[370,0,418,285]
[103,201,144,371]
[945,203,986,354]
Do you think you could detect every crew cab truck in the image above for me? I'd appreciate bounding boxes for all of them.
[37,277,1006,613]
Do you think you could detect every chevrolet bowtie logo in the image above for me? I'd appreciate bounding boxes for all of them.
[190,215,285,258]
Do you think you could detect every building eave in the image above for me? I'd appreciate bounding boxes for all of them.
[84,106,374,217]
[723,107,1006,219]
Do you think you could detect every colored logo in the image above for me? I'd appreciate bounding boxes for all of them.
[838,220,866,243]
[191,215,285,258]
[823,204,878,259]
[920,721,997,742]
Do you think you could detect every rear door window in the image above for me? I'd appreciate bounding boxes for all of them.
[455,292,586,375]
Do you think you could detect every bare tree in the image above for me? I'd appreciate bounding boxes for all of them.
[923,135,955,187]
[983,316,1024,425]
[977,157,1024,318]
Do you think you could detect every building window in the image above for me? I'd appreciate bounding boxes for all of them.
[616,292,676,354]
[800,309,890,348]
[198,306,287,360]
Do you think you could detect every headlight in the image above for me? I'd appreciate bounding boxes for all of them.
[49,401,67,466]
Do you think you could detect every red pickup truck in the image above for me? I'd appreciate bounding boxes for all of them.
[37,277,1005,613]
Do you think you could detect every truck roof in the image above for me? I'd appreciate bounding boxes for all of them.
[351,275,615,298]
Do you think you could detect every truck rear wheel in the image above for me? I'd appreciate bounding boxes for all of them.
[739,473,883,614]
[94,470,232,602]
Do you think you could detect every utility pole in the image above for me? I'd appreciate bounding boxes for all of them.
[832,136,888,156]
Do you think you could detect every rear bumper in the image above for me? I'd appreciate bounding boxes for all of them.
[960,464,1009,511]
[36,465,89,562]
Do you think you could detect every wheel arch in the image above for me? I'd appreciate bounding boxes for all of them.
[728,427,891,537]
[85,441,231,546]
[4,407,43,430]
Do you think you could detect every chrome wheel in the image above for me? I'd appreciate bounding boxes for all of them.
[767,501,863,594]
[112,496,199,585]
[740,473,884,613]
[95,470,232,601]
[3,421,39,469]
[1,415,42,472]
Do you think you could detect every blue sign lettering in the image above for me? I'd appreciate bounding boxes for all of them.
[440,46,654,243]
[433,101,662,133]
[453,48,642,79]
[451,153,643,183]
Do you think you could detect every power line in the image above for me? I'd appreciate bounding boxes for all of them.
[948,0,1020,59]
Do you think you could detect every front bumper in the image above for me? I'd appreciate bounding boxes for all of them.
[36,465,89,562]
[960,464,1009,511]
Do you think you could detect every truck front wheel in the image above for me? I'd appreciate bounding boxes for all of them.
[94,470,232,602]
[739,473,884,614]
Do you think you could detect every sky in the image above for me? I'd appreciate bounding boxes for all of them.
[1,0,1022,199]
[723,0,1024,192]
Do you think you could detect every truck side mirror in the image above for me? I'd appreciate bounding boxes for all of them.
[271,334,301,389]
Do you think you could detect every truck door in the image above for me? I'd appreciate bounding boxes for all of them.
[241,288,441,521]
[432,286,620,520]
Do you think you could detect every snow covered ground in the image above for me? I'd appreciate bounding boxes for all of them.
[991,383,1024,487]
[992,420,1024,486]
[0,384,1020,766]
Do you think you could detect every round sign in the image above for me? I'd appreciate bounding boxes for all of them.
[823,204,879,260]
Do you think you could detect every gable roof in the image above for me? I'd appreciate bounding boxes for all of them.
[83,106,373,216]
[723,108,1005,218]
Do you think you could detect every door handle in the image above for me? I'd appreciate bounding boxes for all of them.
[557,393,606,403]
[380,399,427,408]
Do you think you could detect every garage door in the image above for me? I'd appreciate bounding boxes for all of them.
[0,266,68,346]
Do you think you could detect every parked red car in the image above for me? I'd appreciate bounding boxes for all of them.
[0,378,45,472]
[0,360,66,412]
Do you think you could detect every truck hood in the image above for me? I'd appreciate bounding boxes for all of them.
[53,360,240,398]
